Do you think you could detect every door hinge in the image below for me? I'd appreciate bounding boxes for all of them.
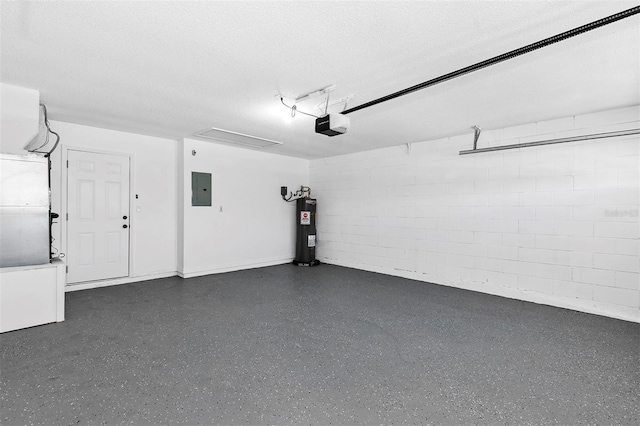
[66,213,69,220]
[66,160,69,168]
[66,266,68,273]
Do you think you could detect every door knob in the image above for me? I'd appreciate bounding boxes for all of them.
[123,215,128,220]
[123,224,128,229]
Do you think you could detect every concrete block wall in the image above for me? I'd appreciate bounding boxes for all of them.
[310,106,639,322]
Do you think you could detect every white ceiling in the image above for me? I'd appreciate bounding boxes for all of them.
[1,1,638,159]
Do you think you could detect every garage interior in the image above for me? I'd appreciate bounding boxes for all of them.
[1,1,639,424]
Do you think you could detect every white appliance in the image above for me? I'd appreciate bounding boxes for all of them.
[0,153,65,333]
[0,153,50,267]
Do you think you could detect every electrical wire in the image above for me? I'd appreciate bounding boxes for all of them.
[30,104,51,152]
[29,104,61,156]
[280,97,320,119]
[45,129,60,156]
[282,190,302,202]
[30,125,49,152]
[50,236,65,259]
[282,186,311,202]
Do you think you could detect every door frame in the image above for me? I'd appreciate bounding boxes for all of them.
[61,146,135,286]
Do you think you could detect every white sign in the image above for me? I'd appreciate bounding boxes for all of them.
[308,235,316,247]
[300,211,311,225]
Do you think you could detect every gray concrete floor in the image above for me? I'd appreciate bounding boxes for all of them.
[1,264,639,425]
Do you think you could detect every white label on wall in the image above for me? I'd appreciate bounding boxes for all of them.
[308,235,316,247]
[300,211,311,225]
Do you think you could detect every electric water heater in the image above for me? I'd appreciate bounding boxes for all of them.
[294,197,319,266]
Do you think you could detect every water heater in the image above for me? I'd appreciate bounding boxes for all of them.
[294,197,319,266]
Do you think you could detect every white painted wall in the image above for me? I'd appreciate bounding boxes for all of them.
[179,138,309,278]
[0,83,39,154]
[311,106,640,323]
[49,121,178,285]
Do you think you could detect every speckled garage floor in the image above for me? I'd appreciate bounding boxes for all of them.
[1,264,639,425]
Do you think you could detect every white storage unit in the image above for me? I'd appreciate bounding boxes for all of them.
[0,259,65,333]
[0,153,65,332]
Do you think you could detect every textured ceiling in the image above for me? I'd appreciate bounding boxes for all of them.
[1,1,638,159]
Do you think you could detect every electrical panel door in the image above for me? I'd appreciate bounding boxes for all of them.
[191,172,212,206]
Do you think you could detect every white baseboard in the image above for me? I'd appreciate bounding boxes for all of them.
[65,271,178,292]
[178,258,293,279]
[66,258,295,290]
[320,257,640,324]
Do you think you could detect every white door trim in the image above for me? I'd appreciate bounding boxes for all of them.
[61,146,135,286]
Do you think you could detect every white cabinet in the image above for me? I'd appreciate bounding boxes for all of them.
[0,259,65,333]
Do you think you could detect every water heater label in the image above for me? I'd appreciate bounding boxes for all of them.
[300,211,311,225]
[308,235,316,247]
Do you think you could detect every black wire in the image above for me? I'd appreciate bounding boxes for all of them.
[44,130,60,157]
[29,104,61,156]
[42,104,61,155]
[280,97,320,119]
[30,108,50,152]
[282,193,301,202]
[282,187,310,202]
[33,135,50,154]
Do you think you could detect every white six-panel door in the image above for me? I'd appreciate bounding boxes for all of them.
[67,150,130,284]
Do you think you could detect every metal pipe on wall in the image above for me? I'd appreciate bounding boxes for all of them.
[458,129,640,155]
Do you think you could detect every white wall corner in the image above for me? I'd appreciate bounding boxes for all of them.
[178,138,310,277]
[177,139,186,275]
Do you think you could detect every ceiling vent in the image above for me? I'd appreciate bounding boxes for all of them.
[193,127,283,149]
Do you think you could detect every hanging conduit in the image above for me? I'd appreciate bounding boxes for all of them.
[341,6,640,116]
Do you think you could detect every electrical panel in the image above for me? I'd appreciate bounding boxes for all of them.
[191,172,211,206]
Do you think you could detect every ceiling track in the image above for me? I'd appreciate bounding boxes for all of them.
[458,129,640,155]
[342,6,640,115]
